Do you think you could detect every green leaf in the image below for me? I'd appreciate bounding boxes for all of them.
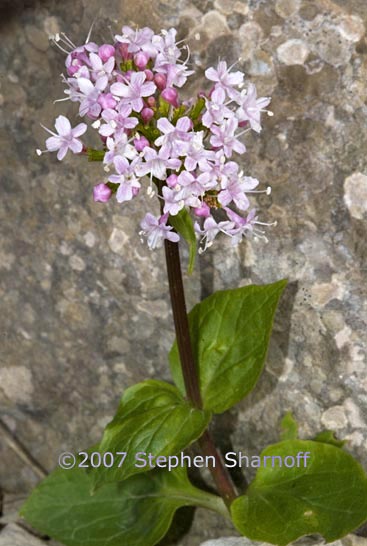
[172,105,188,124]
[91,380,211,489]
[158,97,170,117]
[169,208,197,274]
[87,148,105,162]
[231,439,367,545]
[21,466,226,546]
[189,97,205,120]
[280,412,299,441]
[314,430,346,448]
[169,280,287,413]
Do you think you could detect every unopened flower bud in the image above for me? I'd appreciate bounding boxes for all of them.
[146,96,156,107]
[116,43,131,60]
[141,107,154,124]
[166,174,178,188]
[98,93,117,110]
[134,135,149,152]
[99,44,115,62]
[144,69,154,81]
[93,183,112,203]
[154,73,167,90]
[134,52,150,70]
[67,61,82,76]
[194,202,210,218]
[161,87,179,107]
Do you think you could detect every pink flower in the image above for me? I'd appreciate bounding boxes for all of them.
[110,72,156,112]
[108,156,141,203]
[42,115,87,160]
[99,104,138,139]
[224,208,258,244]
[115,26,157,57]
[210,117,246,157]
[202,87,231,128]
[195,216,235,251]
[89,52,115,90]
[155,116,192,158]
[75,77,105,118]
[135,147,181,180]
[162,186,186,216]
[235,83,271,133]
[218,175,258,210]
[205,61,244,98]
[140,213,180,249]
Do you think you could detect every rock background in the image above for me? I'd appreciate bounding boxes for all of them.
[1,0,367,543]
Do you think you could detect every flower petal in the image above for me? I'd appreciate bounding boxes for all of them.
[54,115,71,137]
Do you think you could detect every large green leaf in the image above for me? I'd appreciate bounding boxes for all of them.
[91,380,211,489]
[21,466,226,546]
[169,208,197,274]
[169,280,287,413]
[231,439,367,545]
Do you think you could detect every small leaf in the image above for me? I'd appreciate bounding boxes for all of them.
[169,280,287,413]
[91,380,211,489]
[158,97,170,117]
[280,412,299,441]
[169,208,197,274]
[190,97,205,120]
[172,105,187,124]
[87,148,105,162]
[314,430,346,448]
[231,439,367,545]
[21,466,226,546]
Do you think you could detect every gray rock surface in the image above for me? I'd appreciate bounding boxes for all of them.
[1,0,367,544]
[199,537,367,546]
[0,524,47,546]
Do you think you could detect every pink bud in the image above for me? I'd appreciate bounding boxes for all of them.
[238,120,249,128]
[166,174,178,188]
[93,183,112,203]
[99,44,115,62]
[134,135,149,152]
[144,69,154,81]
[67,62,82,76]
[146,96,156,107]
[161,87,179,108]
[134,52,150,70]
[116,43,131,60]
[194,202,210,218]
[132,187,140,197]
[154,73,167,90]
[141,107,154,124]
[98,93,117,110]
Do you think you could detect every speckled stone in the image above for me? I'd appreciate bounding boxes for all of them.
[1,0,367,544]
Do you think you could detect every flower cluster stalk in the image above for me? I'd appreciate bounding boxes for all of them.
[163,238,237,506]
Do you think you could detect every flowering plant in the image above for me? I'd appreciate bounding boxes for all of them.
[22,25,367,546]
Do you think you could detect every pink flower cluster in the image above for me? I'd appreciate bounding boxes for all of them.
[39,27,273,251]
